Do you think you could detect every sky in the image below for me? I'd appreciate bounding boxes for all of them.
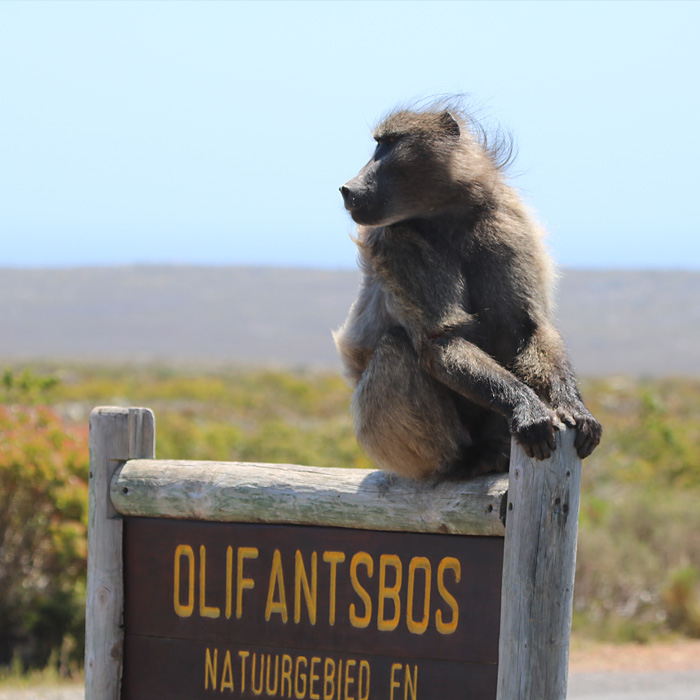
[1,0,699,270]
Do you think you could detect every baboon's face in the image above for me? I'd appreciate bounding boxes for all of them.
[340,111,461,227]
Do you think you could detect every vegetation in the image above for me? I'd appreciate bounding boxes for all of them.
[574,377,700,641]
[0,372,88,675]
[1,366,699,675]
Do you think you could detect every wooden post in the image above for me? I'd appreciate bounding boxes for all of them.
[496,426,582,700]
[85,407,155,700]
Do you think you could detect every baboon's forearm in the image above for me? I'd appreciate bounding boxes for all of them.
[510,326,586,409]
[424,335,544,420]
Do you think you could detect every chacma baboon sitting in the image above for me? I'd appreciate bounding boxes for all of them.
[335,101,601,479]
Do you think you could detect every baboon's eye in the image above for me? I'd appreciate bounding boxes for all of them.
[374,135,398,157]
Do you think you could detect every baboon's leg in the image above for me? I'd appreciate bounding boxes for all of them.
[447,410,511,478]
[352,327,468,479]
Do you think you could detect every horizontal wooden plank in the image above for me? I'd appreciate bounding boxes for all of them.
[123,518,503,666]
[111,460,508,536]
[122,636,498,700]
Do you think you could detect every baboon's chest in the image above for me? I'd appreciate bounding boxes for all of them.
[368,227,470,331]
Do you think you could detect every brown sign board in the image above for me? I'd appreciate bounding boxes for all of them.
[122,517,503,700]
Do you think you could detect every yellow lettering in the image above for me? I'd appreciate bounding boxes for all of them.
[198,545,220,619]
[226,545,233,619]
[336,660,342,700]
[239,651,250,693]
[173,544,195,617]
[221,650,234,692]
[344,658,356,700]
[281,654,293,698]
[309,656,321,699]
[406,557,431,635]
[323,551,345,626]
[358,660,370,700]
[378,554,402,631]
[323,658,336,700]
[404,665,418,700]
[295,550,318,625]
[294,656,308,699]
[251,653,264,695]
[237,547,259,619]
[204,647,217,690]
[436,557,461,634]
[349,552,373,628]
[266,654,280,695]
[389,663,402,700]
[266,549,289,622]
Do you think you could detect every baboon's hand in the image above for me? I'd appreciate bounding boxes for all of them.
[510,402,557,461]
[555,407,602,459]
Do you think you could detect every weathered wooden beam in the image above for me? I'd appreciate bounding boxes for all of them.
[496,426,582,700]
[85,407,155,700]
[111,460,508,536]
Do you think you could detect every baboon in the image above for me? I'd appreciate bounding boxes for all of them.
[335,101,601,479]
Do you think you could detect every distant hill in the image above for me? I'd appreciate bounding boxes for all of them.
[0,266,698,376]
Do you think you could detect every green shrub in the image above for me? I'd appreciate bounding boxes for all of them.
[0,403,88,673]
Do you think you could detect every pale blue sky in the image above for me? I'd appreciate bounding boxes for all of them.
[1,0,698,269]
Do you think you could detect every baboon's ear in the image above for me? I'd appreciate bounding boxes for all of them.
[440,111,461,137]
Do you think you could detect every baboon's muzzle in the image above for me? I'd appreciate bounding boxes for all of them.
[339,184,374,224]
[339,185,357,211]
[340,166,385,224]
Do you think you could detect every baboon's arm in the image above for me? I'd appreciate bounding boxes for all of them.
[423,332,557,460]
[511,324,602,459]
[334,275,395,387]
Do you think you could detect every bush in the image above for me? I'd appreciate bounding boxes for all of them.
[661,566,700,637]
[0,402,88,673]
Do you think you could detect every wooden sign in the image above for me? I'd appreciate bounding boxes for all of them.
[122,518,503,699]
[86,407,582,700]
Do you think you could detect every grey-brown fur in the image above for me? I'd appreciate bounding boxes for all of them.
[335,102,601,479]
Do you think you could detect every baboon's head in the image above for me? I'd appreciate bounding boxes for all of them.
[340,109,468,227]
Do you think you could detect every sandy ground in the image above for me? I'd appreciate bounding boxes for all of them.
[0,688,82,700]
[569,639,700,672]
[1,641,699,699]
